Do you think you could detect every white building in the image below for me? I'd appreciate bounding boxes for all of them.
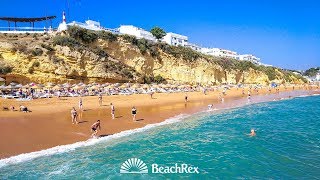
[236,54,260,64]
[185,43,202,51]
[316,72,320,81]
[162,32,188,46]
[201,47,238,59]
[201,48,222,57]
[68,20,102,31]
[118,25,156,41]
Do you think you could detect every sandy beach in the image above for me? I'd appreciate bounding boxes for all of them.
[0,85,318,159]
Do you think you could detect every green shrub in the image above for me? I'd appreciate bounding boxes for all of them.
[262,66,277,80]
[32,61,40,67]
[0,63,13,74]
[121,34,138,45]
[92,47,109,57]
[53,36,82,48]
[142,75,153,84]
[68,26,98,44]
[154,74,166,83]
[41,43,55,52]
[121,68,134,79]
[149,46,159,57]
[51,56,64,64]
[28,67,34,74]
[137,39,149,54]
[31,48,43,56]
[98,31,118,42]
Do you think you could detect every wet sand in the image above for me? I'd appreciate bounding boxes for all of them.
[0,86,318,158]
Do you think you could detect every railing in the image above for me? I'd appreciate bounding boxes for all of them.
[0,27,55,33]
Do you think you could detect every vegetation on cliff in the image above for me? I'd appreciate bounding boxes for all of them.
[0,26,307,84]
[304,67,320,77]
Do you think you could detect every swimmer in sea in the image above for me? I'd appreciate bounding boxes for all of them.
[249,129,256,136]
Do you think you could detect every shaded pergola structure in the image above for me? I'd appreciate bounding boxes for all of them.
[0,16,56,31]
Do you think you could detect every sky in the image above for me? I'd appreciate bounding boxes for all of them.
[0,0,319,70]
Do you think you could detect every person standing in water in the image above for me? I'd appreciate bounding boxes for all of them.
[79,98,83,111]
[71,107,78,124]
[110,103,115,119]
[131,106,137,121]
[91,120,101,138]
[98,94,102,106]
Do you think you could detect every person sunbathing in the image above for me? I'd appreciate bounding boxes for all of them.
[19,105,29,113]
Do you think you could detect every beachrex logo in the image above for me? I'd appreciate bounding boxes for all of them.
[120,158,148,174]
[120,158,199,174]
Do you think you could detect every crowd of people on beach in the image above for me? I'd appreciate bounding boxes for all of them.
[1,82,319,138]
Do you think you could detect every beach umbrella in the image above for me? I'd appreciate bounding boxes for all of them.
[152,84,160,89]
[31,85,41,89]
[46,82,55,86]
[0,85,6,89]
[5,85,17,89]
[119,84,128,89]
[45,84,54,89]
[9,82,18,86]
[63,83,71,88]
[52,85,62,90]
[90,85,99,90]
[73,85,83,90]
[130,84,140,89]
[0,77,5,82]
[142,84,150,89]
[22,84,30,89]
[16,84,23,88]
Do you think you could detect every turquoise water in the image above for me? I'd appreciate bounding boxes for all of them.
[1,95,320,179]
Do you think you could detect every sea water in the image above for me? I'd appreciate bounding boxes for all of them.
[0,95,320,179]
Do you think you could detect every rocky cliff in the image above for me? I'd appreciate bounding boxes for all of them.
[0,29,306,85]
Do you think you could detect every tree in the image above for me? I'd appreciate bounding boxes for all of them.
[150,27,166,41]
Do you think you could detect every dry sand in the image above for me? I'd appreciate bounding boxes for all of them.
[0,85,318,158]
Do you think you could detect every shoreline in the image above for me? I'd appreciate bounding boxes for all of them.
[0,86,319,160]
[1,91,319,168]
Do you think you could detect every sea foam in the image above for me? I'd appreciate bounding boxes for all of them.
[0,114,190,168]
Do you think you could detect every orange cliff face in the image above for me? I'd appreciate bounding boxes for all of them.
[0,32,306,85]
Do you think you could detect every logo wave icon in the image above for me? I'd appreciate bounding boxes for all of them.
[120,158,148,174]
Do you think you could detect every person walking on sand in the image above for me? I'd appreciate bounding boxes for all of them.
[98,94,102,106]
[79,98,83,111]
[71,107,78,124]
[110,103,115,119]
[184,93,188,103]
[131,106,137,121]
[91,120,101,138]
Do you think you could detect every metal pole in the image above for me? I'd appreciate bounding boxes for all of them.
[14,21,17,30]
[8,21,10,31]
